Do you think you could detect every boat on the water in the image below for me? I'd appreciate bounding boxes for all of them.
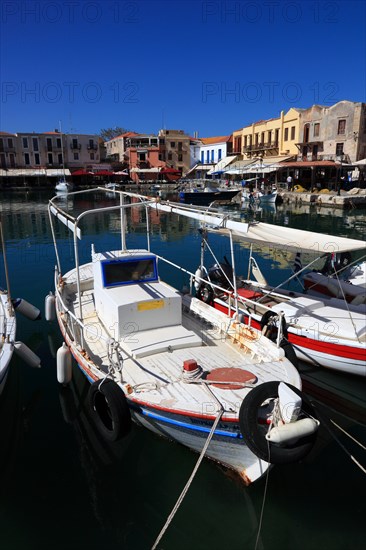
[192,221,366,377]
[179,180,241,205]
[242,187,278,205]
[303,253,366,304]
[55,179,73,193]
[0,220,41,394]
[47,188,319,485]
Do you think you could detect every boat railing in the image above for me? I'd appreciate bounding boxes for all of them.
[154,253,286,346]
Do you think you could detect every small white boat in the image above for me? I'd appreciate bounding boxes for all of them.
[303,254,366,304]
[48,188,319,485]
[242,188,278,205]
[55,179,73,193]
[193,223,366,377]
[0,220,41,394]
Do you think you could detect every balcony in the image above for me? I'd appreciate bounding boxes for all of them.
[87,144,98,151]
[70,143,81,150]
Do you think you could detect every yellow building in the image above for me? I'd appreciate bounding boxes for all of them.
[233,108,302,160]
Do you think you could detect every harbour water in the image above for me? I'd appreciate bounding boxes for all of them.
[0,189,365,550]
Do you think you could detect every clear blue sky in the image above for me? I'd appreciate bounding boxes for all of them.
[1,0,365,138]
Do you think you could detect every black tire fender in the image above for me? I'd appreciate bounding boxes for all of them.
[260,310,288,341]
[196,283,214,305]
[239,381,318,464]
[88,379,131,441]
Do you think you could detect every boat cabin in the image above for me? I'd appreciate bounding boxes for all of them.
[92,249,202,357]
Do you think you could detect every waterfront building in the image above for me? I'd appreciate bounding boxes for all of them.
[104,132,139,163]
[296,100,366,163]
[158,129,191,176]
[125,133,165,183]
[0,129,102,187]
[232,108,301,162]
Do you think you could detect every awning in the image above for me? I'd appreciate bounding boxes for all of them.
[46,169,71,176]
[185,163,214,176]
[130,167,161,173]
[207,155,238,175]
[353,158,366,166]
[0,168,48,177]
[71,169,94,176]
[92,170,115,176]
[147,201,365,254]
[225,160,258,175]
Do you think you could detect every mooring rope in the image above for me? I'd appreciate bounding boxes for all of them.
[151,407,224,549]
[313,403,366,475]
[254,441,271,550]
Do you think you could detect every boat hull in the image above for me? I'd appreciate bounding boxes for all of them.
[56,308,269,484]
[213,297,366,377]
[179,189,239,205]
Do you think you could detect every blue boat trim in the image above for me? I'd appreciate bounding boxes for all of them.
[139,407,243,439]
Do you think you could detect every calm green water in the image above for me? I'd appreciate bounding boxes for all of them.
[0,189,365,550]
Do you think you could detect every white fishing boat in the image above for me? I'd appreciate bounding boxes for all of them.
[54,123,72,193]
[0,220,41,395]
[303,254,366,304]
[179,181,241,206]
[193,222,366,377]
[55,178,73,193]
[242,187,278,205]
[47,188,319,485]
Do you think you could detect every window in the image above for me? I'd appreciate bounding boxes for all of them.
[291,126,295,140]
[170,141,175,148]
[58,153,63,164]
[284,128,289,141]
[48,153,53,164]
[47,138,52,151]
[102,257,158,288]
[23,137,28,148]
[0,139,3,152]
[25,153,30,165]
[201,151,204,163]
[337,119,346,134]
[178,142,182,151]
[72,138,79,149]
[206,151,210,163]
[9,154,15,167]
[211,149,214,162]
[90,153,95,160]
[313,123,320,137]
[74,153,79,160]
[168,152,172,160]
[8,138,13,148]
[255,133,259,145]
[178,154,183,162]
[56,138,62,148]
[0,153,6,167]
[218,148,222,160]
[335,143,344,156]
[34,153,40,165]
[33,138,39,151]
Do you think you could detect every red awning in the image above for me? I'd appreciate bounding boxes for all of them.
[161,167,180,174]
[72,169,94,176]
[93,170,115,176]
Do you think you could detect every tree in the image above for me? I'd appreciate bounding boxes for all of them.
[99,127,133,141]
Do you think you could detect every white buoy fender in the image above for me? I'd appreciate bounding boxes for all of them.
[266,418,319,445]
[45,292,56,321]
[57,342,72,384]
[14,341,41,368]
[194,268,203,291]
[12,298,41,320]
